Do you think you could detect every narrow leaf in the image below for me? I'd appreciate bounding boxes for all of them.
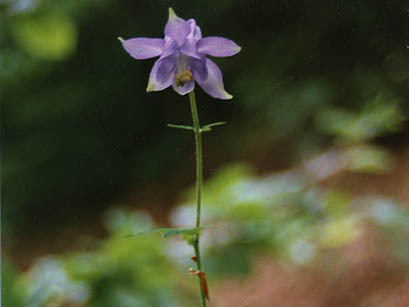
[167,123,194,131]
[126,227,204,239]
[162,227,204,239]
[201,121,226,132]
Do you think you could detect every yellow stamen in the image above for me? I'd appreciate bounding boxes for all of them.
[176,70,193,87]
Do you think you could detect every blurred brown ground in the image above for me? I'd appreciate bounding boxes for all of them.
[211,145,409,307]
[212,228,409,307]
[322,146,409,205]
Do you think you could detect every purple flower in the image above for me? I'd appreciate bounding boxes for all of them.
[119,8,241,100]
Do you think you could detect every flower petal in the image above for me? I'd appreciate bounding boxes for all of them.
[193,58,233,100]
[172,79,195,95]
[160,36,178,59]
[146,57,176,92]
[180,19,202,59]
[190,57,208,81]
[198,37,241,57]
[164,8,190,47]
[119,37,164,59]
[186,19,202,41]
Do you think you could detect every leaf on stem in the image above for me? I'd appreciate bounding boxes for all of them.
[200,121,226,132]
[126,227,205,240]
[167,123,194,131]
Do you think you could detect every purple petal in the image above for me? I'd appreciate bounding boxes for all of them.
[190,57,208,81]
[164,8,190,47]
[180,44,201,59]
[160,36,178,59]
[119,37,164,59]
[186,19,202,41]
[180,19,202,59]
[198,37,241,57]
[193,58,233,100]
[172,79,195,95]
[146,57,176,92]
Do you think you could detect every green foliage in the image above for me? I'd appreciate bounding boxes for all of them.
[172,160,409,276]
[8,159,409,305]
[18,209,194,307]
[11,11,77,60]
[316,96,405,143]
[2,261,24,307]
[370,199,409,262]
[343,144,393,174]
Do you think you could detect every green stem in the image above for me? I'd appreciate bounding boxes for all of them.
[189,90,206,307]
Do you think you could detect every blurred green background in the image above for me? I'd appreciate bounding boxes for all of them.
[2,0,409,306]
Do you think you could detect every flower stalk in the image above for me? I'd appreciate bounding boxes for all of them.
[189,90,207,307]
[119,8,240,306]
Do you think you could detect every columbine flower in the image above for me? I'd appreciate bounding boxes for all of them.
[119,8,241,100]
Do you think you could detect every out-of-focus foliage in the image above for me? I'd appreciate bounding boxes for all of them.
[168,109,408,275]
[11,11,77,60]
[10,156,409,306]
[171,163,409,277]
[370,198,409,262]
[2,0,409,235]
[2,261,24,307]
[316,96,405,143]
[16,209,198,307]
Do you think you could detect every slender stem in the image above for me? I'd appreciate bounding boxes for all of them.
[189,91,202,230]
[189,90,206,307]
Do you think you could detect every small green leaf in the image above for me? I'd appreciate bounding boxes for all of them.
[201,121,226,132]
[344,144,393,174]
[181,232,198,245]
[167,124,194,131]
[125,228,165,237]
[126,227,204,240]
[162,228,196,238]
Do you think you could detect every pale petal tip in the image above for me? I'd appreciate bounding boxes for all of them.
[222,88,233,100]
[168,7,177,19]
[225,93,233,100]
[117,36,124,43]
[236,46,242,52]
[146,81,156,93]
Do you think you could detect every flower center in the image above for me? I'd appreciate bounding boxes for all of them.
[176,70,193,87]
[175,54,193,87]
